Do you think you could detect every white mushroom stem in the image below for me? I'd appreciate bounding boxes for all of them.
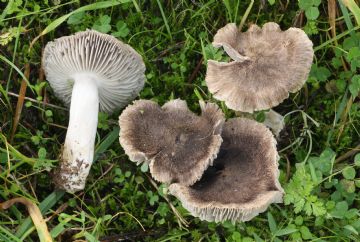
[60,73,99,193]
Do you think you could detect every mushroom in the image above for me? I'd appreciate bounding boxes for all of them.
[169,118,284,223]
[119,99,225,185]
[205,22,313,113]
[43,30,145,193]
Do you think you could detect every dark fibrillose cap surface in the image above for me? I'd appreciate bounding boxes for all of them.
[205,22,313,113]
[119,99,225,186]
[43,29,145,113]
[169,118,284,223]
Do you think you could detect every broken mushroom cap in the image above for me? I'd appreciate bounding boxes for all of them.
[43,30,145,193]
[169,118,284,223]
[119,99,225,186]
[206,22,313,113]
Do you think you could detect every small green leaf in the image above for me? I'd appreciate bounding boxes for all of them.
[336,201,349,212]
[295,216,303,225]
[299,0,312,10]
[300,226,312,240]
[67,12,85,25]
[347,47,360,61]
[355,180,360,188]
[38,148,46,159]
[341,179,356,193]
[92,15,111,33]
[354,153,360,166]
[125,171,131,177]
[149,194,159,206]
[310,65,331,82]
[312,0,321,7]
[45,110,52,117]
[25,101,32,107]
[232,231,241,242]
[274,228,298,237]
[305,7,320,20]
[156,202,169,217]
[342,166,356,179]
[112,20,130,38]
[135,176,144,184]
[344,225,359,235]
[349,75,360,98]
[345,208,358,219]
[140,162,149,172]
[312,201,326,216]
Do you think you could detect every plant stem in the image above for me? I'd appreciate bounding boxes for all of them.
[238,0,254,31]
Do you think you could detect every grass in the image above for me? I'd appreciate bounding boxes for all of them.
[1,0,360,241]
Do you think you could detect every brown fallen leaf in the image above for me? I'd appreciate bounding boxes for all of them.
[0,197,52,242]
[10,63,30,143]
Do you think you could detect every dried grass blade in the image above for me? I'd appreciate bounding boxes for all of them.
[10,63,30,143]
[0,197,52,242]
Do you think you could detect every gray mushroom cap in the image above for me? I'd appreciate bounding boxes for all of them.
[119,99,225,185]
[42,30,146,113]
[205,22,314,113]
[169,118,284,223]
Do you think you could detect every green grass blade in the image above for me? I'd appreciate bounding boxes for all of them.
[222,0,233,22]
[267,211,277,234]
[131,0,144,21]
[191,0,216,19]
[155,0,172,41]
[341,0,360,26]
[0,55,33,91]
[0,0,13,22]
[15,190,65,238]
[31,0,131,46]
[314,25,360,51]
[239,0,254,31]
[326,89,349,145]
[339,0,355,33]
[6,17,23,92]
[94,126,120,161]
[0,84,11,108]
[41,0,131,36]
[0,225,22,242]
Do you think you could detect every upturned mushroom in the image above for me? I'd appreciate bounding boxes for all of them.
[169,118,284,223]
[119,99,225,185]
[205,22,313,113]
[43,30,145,193]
